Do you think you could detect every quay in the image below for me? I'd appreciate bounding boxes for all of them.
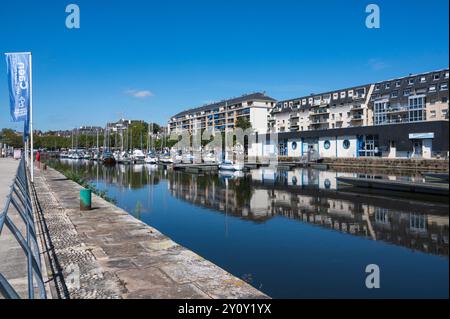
[173,163,218,173]
[337,177,449,196]
[1,162,268,299]
[0,158,41,299]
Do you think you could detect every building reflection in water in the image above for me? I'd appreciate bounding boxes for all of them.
[57,158,449,257]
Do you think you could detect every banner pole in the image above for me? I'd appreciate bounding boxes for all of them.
[29,53,34,183]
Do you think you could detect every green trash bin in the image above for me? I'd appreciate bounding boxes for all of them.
[80,189,92,211]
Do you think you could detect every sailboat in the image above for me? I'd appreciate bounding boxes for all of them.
[102,126,116,165]
[218,125,243,171]
[145,123,158,164]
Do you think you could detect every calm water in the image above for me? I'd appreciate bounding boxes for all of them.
[49,159,449,298]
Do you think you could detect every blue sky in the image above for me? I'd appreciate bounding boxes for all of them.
[0,0,448,131]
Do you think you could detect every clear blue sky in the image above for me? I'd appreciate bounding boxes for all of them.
[0,0,448,131]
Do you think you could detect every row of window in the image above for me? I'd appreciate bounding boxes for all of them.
[281,88,368,108]
[372,83,449,100]
[375,72,449,91]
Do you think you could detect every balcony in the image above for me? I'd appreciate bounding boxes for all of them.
[309,109,330,117]
[350,104,364,111]
[385,106,409,114]
[350,114,364,121]
[310,119,329,125]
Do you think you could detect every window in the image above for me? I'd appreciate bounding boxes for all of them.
[403,89,411,96]
[340,92,346,98]
[358,135,379,157]
[391,91,398,98]
[408,79,415,85]
[445,72,449,79]
[395,81,401,87]
[348,90,354,97]
[343,140,350,149]
[429,85,437,92]
[420,76,426,83]
[433,74,440,80]
[374,100,389,125]
[333,93,339,100]
[308,98,313,104]
[324,140,331,150]
[440,83,448,91]
[302,99,307,105]
[408,96,426,122]
[442,97,448,103]
[385,83,391,89]
[430,110,436,118]
[375,85,380,91]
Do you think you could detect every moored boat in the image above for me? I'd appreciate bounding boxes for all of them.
[219,160,244,171]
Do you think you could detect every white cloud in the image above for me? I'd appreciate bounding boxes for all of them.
[368,58,389,71]
[125,89,154,98]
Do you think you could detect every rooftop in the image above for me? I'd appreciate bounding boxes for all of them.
[172,92,276,119]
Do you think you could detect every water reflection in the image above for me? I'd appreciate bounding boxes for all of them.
[46,158,450,297]
[55,158,449,257]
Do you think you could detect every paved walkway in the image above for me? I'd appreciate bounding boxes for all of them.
[34,166,268,299]
[0,158,29,298]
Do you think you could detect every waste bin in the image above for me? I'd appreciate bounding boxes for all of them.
[80,189,92,211]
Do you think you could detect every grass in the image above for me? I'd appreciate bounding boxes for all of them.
[44,160,117,204]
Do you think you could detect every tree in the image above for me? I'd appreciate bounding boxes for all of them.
[235,117,252,131]
[0,129,23,148]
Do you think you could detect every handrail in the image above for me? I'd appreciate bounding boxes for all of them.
[0,157,46,299]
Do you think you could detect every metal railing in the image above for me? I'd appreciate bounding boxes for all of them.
[0,157,46,299]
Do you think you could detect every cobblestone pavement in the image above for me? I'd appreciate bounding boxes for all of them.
[34,166,268,299]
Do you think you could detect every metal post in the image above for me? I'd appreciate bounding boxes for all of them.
[29,53,34,183]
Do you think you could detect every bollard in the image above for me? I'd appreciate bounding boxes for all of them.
[80,189,92,211]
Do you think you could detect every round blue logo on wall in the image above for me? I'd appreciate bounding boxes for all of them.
[324,140,331,149]
[292,141,297,150]
[343,140,350,149]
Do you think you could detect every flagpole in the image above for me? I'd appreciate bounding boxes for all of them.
[29,53,34,183]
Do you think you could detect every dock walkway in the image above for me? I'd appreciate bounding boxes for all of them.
[33,166,268,299]
[337,177,449,196]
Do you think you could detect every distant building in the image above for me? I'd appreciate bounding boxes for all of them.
[168,92,277,135]
[76,126,104,136]
[106,119,146,132]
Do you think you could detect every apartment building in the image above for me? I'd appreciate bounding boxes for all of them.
[370,69,449,125]
[168,93,276,135]
[268,69,449,159]
[269,84,374,133]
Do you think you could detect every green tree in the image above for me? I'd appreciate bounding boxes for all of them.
[235,117,252,130]
[0,129,23,148]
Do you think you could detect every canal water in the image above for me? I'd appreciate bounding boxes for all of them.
[48,159,449,298]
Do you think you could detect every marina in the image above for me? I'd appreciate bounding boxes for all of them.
[40,157,449,298]
[0,0,449,304]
